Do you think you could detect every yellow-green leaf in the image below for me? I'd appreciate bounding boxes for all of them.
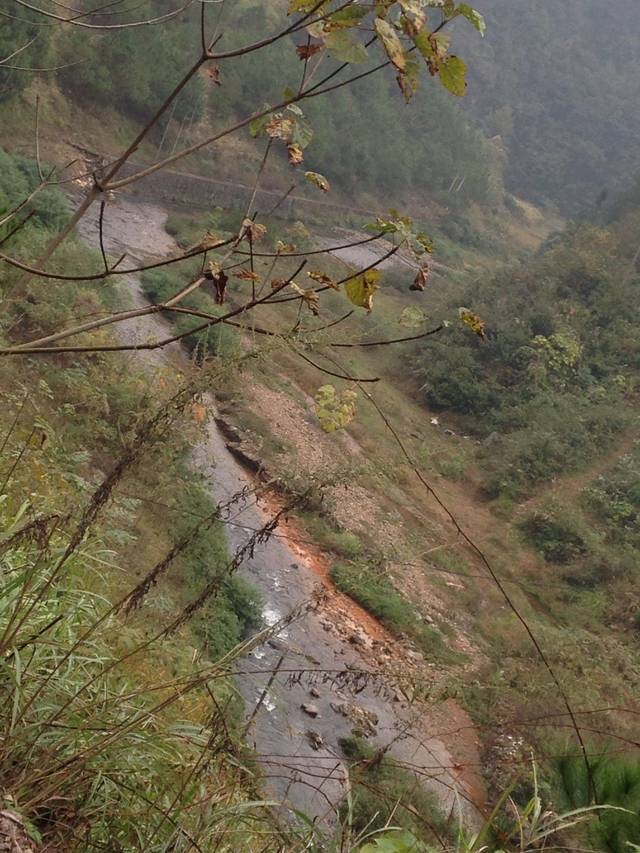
[314,385,358,432]
[345,269,380,311]
[439,55,467,96]
[288,0,327,13]
[327,6,369,27]
[455,3,486,35]
[324,30,369,63]
[305,171,330,192]
[458,307,485,338]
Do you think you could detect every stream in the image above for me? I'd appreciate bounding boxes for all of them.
[74,194,478,830]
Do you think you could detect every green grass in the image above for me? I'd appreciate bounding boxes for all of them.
[338,736,454,847]
[331,560,464,665]
[300,512,364,560]
[141,265,238,360]
[0,149,274,848]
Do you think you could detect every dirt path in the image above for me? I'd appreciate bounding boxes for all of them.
[516,429,640,518]
[74,192,485,829]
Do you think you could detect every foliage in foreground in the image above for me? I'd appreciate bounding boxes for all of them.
[0,499,268,850]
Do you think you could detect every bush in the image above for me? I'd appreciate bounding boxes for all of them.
[173,480,262,659]
[57,14,204,123]
[141,266,236,359]
[519,508,588,564]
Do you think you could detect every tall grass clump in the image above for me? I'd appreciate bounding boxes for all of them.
[556,753,640,852]
[0,496,273,850]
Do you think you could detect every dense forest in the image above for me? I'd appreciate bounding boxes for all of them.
[50,0,497,207]
[4,0,640,216]
[415,182,640,501]
[457,0,640,211]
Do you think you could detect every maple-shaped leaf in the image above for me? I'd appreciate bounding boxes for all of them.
[305,171,330,192]
[396,56,420,102]
[287,143,304,165]
[290,281,320,314]
[308,270,338,289]
[458,307,486,338]
[206,64,221,85]
[302,290,320,314]
[188,231,220,252]
[410,265,430,291]
[345,269,380,311]
[296,41,323,60]
[205,262,228,305]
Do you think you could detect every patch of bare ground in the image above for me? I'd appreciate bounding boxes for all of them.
[516,428,640,519]
[232,377,489,669]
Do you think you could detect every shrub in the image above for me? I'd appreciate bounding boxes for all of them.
[519,509,588,564]
[141,266,236,359]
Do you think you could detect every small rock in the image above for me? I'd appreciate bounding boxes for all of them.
[301,702,319,718]
[309,686,321,698]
